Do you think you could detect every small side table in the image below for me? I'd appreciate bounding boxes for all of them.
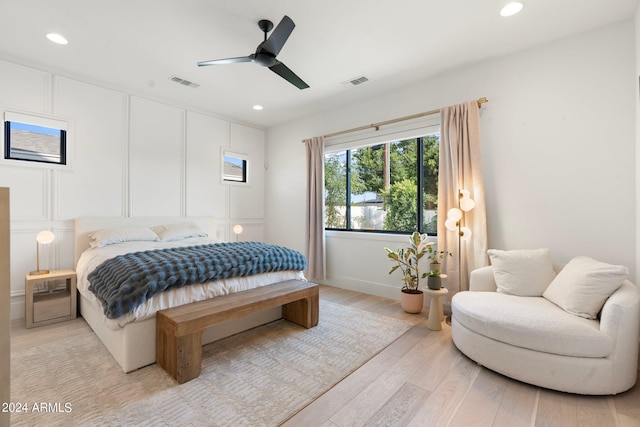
[25,269,77,328]
[424,287,449,331]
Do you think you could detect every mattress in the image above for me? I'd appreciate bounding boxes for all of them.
[76,236,306,330]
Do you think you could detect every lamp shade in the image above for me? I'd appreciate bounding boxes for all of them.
[36,230,55,245]
[447,208,463,221]
[445,218,459,231]
[233,225,243,235]
[460,227,472,242]
[459,189,475,212]
[460,197,476,212]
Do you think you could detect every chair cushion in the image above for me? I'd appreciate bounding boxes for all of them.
[452,292,612,358]
[487,248,556,296]
[543,256,628,319]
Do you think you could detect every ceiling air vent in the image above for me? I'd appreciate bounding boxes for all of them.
[342,76,369,87]
[170,76,200,88]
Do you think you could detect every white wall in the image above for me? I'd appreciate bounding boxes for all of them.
[0,60,266,319]
[266,21,636,300]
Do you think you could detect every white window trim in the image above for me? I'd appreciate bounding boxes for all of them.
[324,113,440,153]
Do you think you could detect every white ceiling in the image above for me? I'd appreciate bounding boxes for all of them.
[0,0,637,128]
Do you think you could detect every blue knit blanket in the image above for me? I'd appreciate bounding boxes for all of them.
[87,241,307,319]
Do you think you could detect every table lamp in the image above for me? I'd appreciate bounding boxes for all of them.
[233,224,243,242]
[31,230,55,275]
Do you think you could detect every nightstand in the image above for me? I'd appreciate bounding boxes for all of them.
[25,269,77,328]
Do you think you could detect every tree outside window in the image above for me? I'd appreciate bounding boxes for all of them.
[324,152,346,228]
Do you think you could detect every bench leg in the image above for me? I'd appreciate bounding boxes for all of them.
[157,314,204,383]
[283,292,319,328]
[174,332,203,383]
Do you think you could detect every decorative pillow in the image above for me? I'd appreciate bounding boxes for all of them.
[543,256,628,319]
[89,227,159,248]
[151,223,208,242]
[487,248,556,296]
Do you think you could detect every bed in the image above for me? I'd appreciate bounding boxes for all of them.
[74,216,307,373]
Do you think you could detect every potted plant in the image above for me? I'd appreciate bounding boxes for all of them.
[385,231,433,313]
[427,270,443,290]
[426,244,452,272]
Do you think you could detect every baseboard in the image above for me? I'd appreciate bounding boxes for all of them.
[315,275,457,312]
[315,275,401,301]
[10,296,24,320]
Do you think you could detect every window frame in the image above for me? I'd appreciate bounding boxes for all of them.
[221,149,250,186]
[1,110,72,170]
[324,133,439,236]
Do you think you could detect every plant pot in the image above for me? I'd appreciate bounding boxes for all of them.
[400,289,424,314]
[427,276,442,290]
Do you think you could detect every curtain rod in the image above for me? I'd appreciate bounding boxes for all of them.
[314,97,488,140]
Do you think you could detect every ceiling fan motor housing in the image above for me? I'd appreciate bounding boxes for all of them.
[253,49,277,67]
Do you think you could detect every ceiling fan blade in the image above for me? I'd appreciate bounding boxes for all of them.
[269,61,309,89]
[197,56,253,67]
[262,15,295,56]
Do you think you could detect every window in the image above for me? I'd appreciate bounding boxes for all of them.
[3,112,68,166]
[221,150,249,184]
[324,134,440,234]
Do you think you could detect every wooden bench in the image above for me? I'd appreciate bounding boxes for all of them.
[156,279,319,383]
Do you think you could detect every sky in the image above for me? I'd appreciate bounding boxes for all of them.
[10,122,60,136]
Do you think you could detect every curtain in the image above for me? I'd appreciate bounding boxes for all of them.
[438,101,488,298]
[304,136,326,280]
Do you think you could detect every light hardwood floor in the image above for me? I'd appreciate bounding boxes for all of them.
[11,285,640,427]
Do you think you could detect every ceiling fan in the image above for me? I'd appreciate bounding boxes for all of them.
[198,15,309,90]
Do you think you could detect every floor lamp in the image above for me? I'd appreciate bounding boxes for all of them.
[444,189,475,290]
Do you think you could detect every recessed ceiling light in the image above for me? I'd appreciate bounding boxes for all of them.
[252,105,264,111]
[46,33,68,45]
[500,2,524,17]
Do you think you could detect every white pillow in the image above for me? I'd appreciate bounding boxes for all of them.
[487,248,556,296]
[151,223,208,242]
[89,227,159,248]
[543,256,628,319]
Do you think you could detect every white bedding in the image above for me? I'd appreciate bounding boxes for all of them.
[76,236,306,330]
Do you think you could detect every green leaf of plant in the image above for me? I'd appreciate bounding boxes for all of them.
[410,232,417,244]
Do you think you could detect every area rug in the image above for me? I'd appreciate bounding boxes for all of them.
[11,300,413,426]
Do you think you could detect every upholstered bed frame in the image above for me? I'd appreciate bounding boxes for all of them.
[74,216,283,373]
